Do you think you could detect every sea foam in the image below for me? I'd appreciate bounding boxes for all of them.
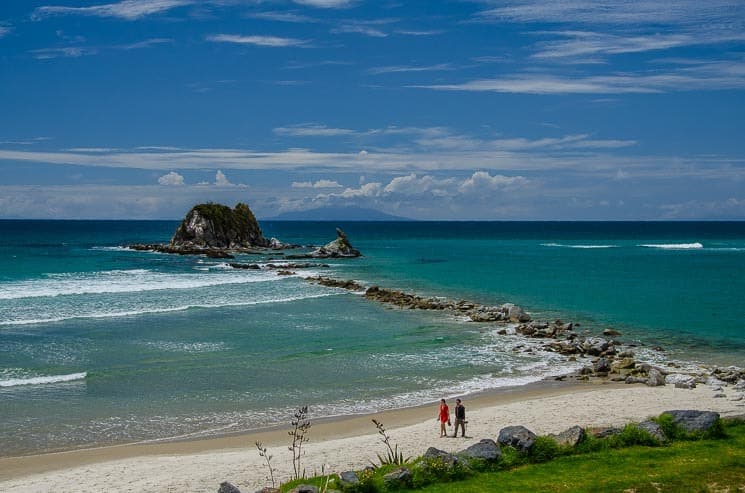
[639,242,704,250]
[0,371,87,388]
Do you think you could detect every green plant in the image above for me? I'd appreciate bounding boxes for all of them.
[609,424,661,448]
[529,435,561,463]
[288,405,312,480]
[255,440,277,489]
[412,456,471,487]
[371,418,409,467]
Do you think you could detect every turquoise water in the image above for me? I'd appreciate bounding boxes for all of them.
[0,220,743,456]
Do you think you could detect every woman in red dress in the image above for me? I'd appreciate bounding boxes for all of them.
[437,399,450,437]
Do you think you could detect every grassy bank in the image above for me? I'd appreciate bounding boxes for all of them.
[278,417,745,493]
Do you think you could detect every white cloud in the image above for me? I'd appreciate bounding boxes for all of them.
[293,0,354,8]
[119,38,173,50]
[274,124,358,137]
[158,171,185,186]
[331,24,388,38]
[660,197,745,219]
[458,171,529,193]
[33,0,191,21]
[0,25,11,38]
[248,11,319,23]
[368,63,455,75]
[206,34,308,47]
[292,179,342,188]
[30,47,98,59]
[215,170,232,186]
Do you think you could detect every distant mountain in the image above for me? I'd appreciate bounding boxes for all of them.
[264,206,410,221]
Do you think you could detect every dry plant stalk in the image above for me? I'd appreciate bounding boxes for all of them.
[288,405,311,480]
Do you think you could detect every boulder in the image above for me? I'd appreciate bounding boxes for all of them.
[505,304,531,323]
[646,368,666,387]
[310,228,361,258]
[661,410,721,434]
[338,471,359,486]
[594,358,611,373]
[665,374,697,388]
[218,482,242,493]
[459,439,502,461]
[423,447,461,467]
[593,427,622,439]
[255,488,280,493]
[287,485,318,493]
[603,328,622,336]
[548,426,586,447]
[637,420,667,443]
[498,425,537,453]
[383,468,412,488]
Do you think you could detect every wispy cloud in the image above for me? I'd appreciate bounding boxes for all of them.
[0,25,11,38]
[293,0,355,8]
[331,24,388,37]
[292,179,342,188]
[368,63,455,75]
[30,46,98,59]
[274,124,359,136]
[248,11,319,23]
[206,34,309,47]
[33,0,191,21]
[118,38,173,50]
[415,59,745,94]
[477,0,744,27]
[395,29,443,36]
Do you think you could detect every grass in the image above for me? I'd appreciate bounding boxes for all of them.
[275,419,745,493]
[417,420,745,493]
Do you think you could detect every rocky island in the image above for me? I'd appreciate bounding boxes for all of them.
[128,202,361,259]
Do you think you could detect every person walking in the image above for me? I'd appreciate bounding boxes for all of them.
[453,398,466,437]
[437,399,450,437]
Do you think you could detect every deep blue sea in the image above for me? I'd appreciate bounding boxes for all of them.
[1,220,743,456]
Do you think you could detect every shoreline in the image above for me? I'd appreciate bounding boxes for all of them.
[2,379,743,492]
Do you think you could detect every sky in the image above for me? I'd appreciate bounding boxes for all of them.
[0,0,744,220]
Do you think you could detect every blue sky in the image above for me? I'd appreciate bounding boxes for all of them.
[0,0,744,220]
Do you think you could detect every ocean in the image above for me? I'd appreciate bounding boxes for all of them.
[1,220,743,456]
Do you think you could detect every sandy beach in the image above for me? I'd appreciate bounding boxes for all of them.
[1,380,743,493]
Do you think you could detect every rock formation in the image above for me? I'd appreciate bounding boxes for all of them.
[310,228,361,258]
[171,203,268,249]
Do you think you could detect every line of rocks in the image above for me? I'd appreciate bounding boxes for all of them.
[305,277,745,395]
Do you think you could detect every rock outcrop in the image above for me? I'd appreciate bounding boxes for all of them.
[171,203,269,249]
[309,228,361,258]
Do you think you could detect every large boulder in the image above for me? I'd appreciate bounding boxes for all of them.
[311,228,361,258]
[287,485,318,493]
[646,368,666,387]
[171,203,268,249]
[637,420,667,443]
[548,426,586,447]
[665,374,697,389]
[383,468,412,488]
[218,482,242,493]
[459,439,502,461]
[498,425,537,453]
[661,410,721,434]
[423,447,461,467]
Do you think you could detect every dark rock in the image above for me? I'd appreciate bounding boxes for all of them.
[661,410,721,434]
[218,482,242,493]
[625,376,647,385]
[206,250,235,259]
[594,358,611,373]
[459,439,502,461]
[498,425,537,453]
[603,328,622,336]
[287,485,318,493]
[310,228,361,258]
[255,488,280,493]
[307,277,364,291]
[593,427,622,439]
[423,447,461,467]
[230,263,261,270]
[339,471,359,485]
[637,420,667,443]
[548,426,586,447]
[383,467,412,488]
[647,368,666,387]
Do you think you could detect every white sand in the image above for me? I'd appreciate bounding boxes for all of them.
[1,383,742,493]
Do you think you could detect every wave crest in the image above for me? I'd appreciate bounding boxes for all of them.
[0,371,87,388]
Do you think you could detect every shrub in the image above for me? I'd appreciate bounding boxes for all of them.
[609,424,661,448]
[529,436,561,463]
[411,456,471,488]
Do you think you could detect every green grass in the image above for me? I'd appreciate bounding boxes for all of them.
[275,419,745,493]
[418,421,745,493]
